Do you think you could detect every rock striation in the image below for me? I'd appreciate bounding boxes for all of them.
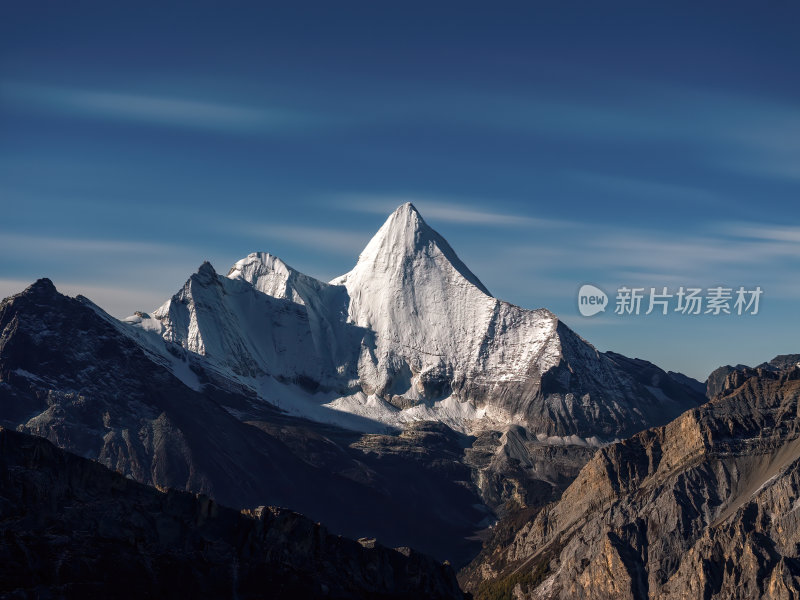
[462,360,800,599]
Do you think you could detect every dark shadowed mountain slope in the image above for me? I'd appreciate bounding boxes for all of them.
[0,427,465,600]
[462,359,800,599]
[667,370,706,396]
[0,279,484,565]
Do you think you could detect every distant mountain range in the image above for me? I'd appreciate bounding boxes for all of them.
[6,203,774,599]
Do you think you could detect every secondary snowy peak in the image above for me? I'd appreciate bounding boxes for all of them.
[228,252,322,306]
[226,252,365,379]
[148,261,359,386]
[332,202,491,296]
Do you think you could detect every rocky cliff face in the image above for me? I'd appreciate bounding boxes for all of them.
[462,360,800,599]
[705,354,800,399]
[0,427,465,599]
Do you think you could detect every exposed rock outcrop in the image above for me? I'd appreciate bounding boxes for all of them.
[463,360,800,599]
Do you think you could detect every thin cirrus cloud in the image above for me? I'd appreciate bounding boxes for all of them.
[237,223,372,257]
[654,88,800,182]
[584,229,800,278]
[569,171,721,207]
[0,230,201,289]
[720,222,800,244]
[430,83,711,142]
[0,82,321,134]
[335,194,576,228]
[0,232,213,316]
[476,218,800,306]
[0,231,184,257]
[450,84,800,187]
[719,108,800,181]
[463,84,800,183]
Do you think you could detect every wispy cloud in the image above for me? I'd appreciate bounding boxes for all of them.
[236,223,371,256]
[428,205,800,328]
[722,223,800,244]
[0,232,181,256]
[433,84,800,184]
[8,79,800,183]
[720,108,800,181]
[0,233,208,315]
[488,223,800,305]
[570,172,720,207]
[335,194,576,228]
[0,82,320,134]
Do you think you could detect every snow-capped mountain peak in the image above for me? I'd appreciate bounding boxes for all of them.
[322,203,559,406]
[332,201,490,297]
[130,202,703,438]
[228,252,312,305]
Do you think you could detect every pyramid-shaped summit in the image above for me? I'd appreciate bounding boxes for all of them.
[333,202,490,296]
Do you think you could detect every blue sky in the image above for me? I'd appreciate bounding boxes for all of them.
[2,1,800,380]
